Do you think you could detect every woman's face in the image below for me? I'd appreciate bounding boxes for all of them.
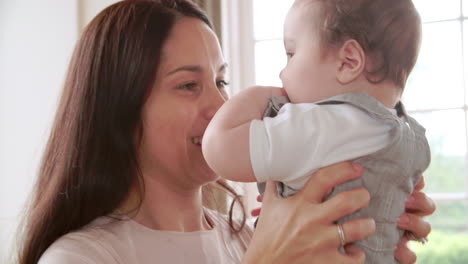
[139,17,228,189]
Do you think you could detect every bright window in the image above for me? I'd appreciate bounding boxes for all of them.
[245,0,468,262]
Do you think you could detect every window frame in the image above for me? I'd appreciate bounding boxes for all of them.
[221,0,468,221]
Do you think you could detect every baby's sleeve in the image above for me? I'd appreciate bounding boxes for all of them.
[249,103,324,189]
[249,103,394,191]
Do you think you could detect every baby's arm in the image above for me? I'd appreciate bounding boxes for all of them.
[202,86,285,182]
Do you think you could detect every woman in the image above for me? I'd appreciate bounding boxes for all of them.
[17,0,434,263]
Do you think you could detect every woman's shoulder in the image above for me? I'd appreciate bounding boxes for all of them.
[38,216,129,264]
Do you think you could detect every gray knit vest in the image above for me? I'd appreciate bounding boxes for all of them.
[257,92,431,263]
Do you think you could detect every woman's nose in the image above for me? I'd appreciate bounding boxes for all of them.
[203,85,226,120]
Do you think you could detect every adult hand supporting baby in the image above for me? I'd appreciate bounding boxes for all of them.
[247,173,435,264]
[394,176,435,264]
[242,162,374,264]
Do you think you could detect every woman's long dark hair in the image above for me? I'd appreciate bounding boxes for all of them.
[17,1,244,263]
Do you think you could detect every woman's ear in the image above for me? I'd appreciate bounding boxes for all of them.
[336,39,365,84]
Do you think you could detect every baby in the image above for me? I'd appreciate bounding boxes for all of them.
[203,0,430,263]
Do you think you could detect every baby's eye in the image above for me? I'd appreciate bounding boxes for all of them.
[286,52,294,59]
[216,80,230,89]
[216,79,230,99]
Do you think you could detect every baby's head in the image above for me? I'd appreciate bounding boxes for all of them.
[281,0,421,103]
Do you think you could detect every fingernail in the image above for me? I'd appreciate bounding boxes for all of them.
[398,214,409,226]
[367,218,376,231]
[352,163,363,172]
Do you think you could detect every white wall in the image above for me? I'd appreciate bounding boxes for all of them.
[78,0,120,28]
[0,0,117,262]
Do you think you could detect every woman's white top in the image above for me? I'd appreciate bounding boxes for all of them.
[39,209,252,264]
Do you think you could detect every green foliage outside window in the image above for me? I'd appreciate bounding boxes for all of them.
[412,146,468,263]
[413,230,468,264]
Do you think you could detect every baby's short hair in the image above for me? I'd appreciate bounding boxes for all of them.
[313,0,421,88]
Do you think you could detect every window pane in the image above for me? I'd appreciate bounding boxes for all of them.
[427,201,468,231]
[463,0,468,16]
[413,0,460,22]
[404,21,463,110]
[463,21,468,104]
[411,110,466,193]
[412,201,468,264]
[253,0,293,40]
[254,40,285,86]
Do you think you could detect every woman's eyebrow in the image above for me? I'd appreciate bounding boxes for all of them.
[167,63,229,76]
[167,65,202,76]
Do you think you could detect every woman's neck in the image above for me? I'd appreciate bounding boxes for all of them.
[121,176,212,232]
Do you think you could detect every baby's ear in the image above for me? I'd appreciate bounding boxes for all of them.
[336,39,365,84]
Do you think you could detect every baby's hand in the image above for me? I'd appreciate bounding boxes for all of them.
[270,87,288,98]
[244,85,286,98]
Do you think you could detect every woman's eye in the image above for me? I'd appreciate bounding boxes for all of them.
[216,80,230,89]
[177,82,197,91]
[286,52,294,59]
